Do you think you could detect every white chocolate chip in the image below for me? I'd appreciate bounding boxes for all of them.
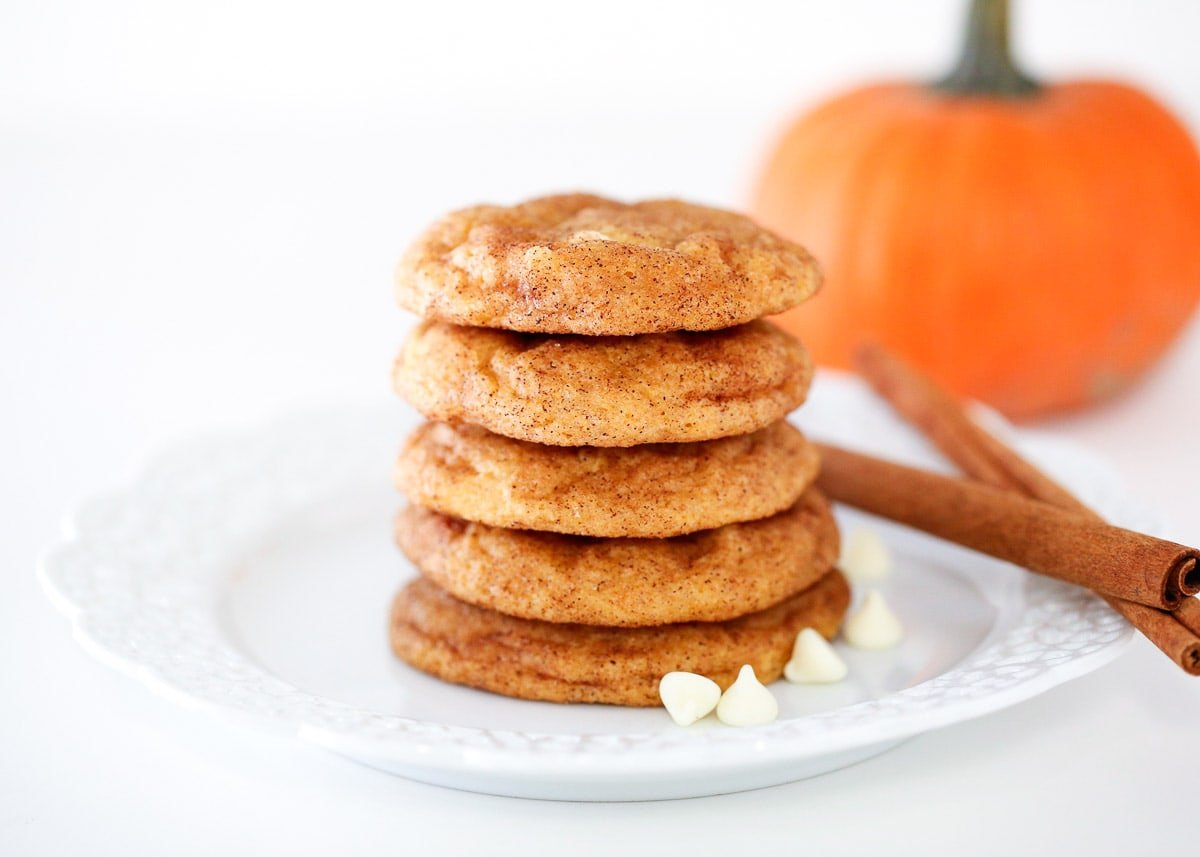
[715,664,778,727]
[840,527,892,582]
[658,671,721,727]
[784,628,848,684]
[843,590,904,650]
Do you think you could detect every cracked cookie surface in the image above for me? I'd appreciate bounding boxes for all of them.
[394,193,821,335]
[393,319,813,446]
[395,489,839,627]
[395,420,819,537]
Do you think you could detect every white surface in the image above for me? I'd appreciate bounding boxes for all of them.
[37,378,1136,800]
[4,0,1200,851]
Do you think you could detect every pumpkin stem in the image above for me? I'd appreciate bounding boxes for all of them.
[933,0,1040,98]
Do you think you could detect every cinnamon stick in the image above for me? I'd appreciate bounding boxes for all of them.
[814,443,1197,611]
[858,343,1200,598]
[853,343,1200,674]
[855,343,1089,514]
[1105,597,1200,675]
[1177,597,1200,638]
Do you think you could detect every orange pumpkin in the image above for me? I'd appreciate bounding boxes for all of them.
[751,0,1200,419]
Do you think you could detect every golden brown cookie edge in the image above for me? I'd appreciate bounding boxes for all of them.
[388,569,850,706]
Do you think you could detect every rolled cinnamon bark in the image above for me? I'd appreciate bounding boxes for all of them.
[853,343,1200,673]
[1176,559,1200,598]
[814,442,1198,611]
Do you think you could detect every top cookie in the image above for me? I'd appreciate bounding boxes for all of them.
[395,193,821,335]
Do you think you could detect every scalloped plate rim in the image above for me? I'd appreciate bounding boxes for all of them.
[37,376,1140,787]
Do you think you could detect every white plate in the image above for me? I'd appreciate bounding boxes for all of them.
[40,373,1143,801]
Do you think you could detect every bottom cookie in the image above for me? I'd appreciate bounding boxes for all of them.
[389,570,850,706]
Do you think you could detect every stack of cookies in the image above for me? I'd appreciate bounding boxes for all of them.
[389,194,850,706]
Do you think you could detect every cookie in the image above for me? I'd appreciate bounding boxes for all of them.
[394,489,839,627]
[389,569,850,706]
[393,319,813,447]
[395,420,819,538]
[394,193,821,335]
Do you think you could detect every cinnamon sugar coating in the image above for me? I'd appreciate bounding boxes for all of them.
[393,320,813,446]
[389,569,849,706]
[394,194,821,335]
[395,420,818,537]
[395,489,839,627]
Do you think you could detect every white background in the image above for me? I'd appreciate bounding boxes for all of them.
[3,1,1200,854]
